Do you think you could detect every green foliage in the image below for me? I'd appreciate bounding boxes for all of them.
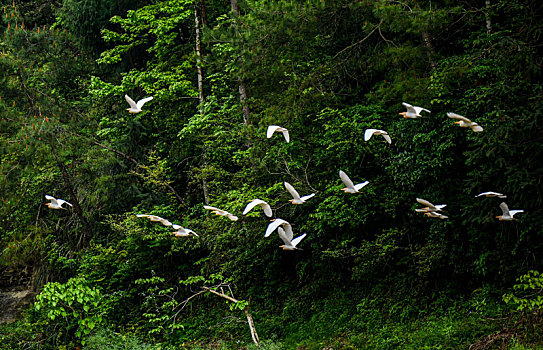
[33,278,104,342]
[2,0,543,348]
[83,328,160,350]
[504,271,543,312]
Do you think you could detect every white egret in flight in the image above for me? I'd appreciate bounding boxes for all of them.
[125,94,153,113]
[277,227,306,250]
[265,219,292,238]
[399,102,430,119]
[416,198,447,212]
[171,224,198,237]
[364,129,392,144]
[284,182,315,204]
[496,202,524,221]
[447,112,483,132]
[475,191,507,198]
[136,214,173,226]
[339,170,369,194]
[45,195,72,210]
[243,199,273,217]
[203,205,239,221]
[266,125,290,143]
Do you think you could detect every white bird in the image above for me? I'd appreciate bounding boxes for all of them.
[424,212,449,219]
[447,112,483,132]
[475,191,507,198]
[171,224,198,237]
[364,129,392,144]
[416,198,447,212]
[203,205,238,221]
[125,94,153,113]
[45,195,72,210]
[284,182,315,204]
[242,199,273,217]
[265,218,292,238]
[266,125,290,143]
[136,214,173,227]
[399,102,431,119]
[496,202,524,221]
[339,170,369,194]
[277,227,306,250]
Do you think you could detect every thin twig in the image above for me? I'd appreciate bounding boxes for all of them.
[333,20,383,59]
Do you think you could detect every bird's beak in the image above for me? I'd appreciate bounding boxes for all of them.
[454,121,460,124]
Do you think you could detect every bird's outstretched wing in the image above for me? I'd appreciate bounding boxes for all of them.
[260,202,273,217]
[471,124,483,132]
[203,205,223,213]
[476,191,505,198]
[265,219,289,238]
[267,125,282,138]
[281,128,290,142]
[137,214,172,226]
[339,170,355,189]
[447,112,472,123]
[284,182,301,201]
[185,229,199,237]
[382,134,392,144]
[57,199,73,207]
[414,106,430,115]
[416,198,436,209]
[242,200,260,215]
[499,202,510,216]
[291,233,307,248]
[136,96,153,109]
[243,199,273,217]
[354,181,369,191]
[226,213,239,221]
[300,193,315,201]
[402,102,416,114]
[277,227,292,245]
[364,129,377,141]
[125,95,138,109]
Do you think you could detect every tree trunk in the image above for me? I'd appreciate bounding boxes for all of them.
[238,78,250,125]
[195,3,204,110]
[203,287,260,345]
[485,0,492,34]
[421,31,437,71]
[230,0,239,15]
[199,0,208,26]
[244,307,260,345]
[230,0,250,125]
[194,1,210,205]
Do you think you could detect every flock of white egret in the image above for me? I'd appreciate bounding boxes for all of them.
[43,95,525,251]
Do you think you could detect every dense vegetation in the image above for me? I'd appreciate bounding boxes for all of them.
[1,0,543,348]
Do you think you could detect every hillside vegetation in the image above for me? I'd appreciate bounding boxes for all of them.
[1,0,543,349]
